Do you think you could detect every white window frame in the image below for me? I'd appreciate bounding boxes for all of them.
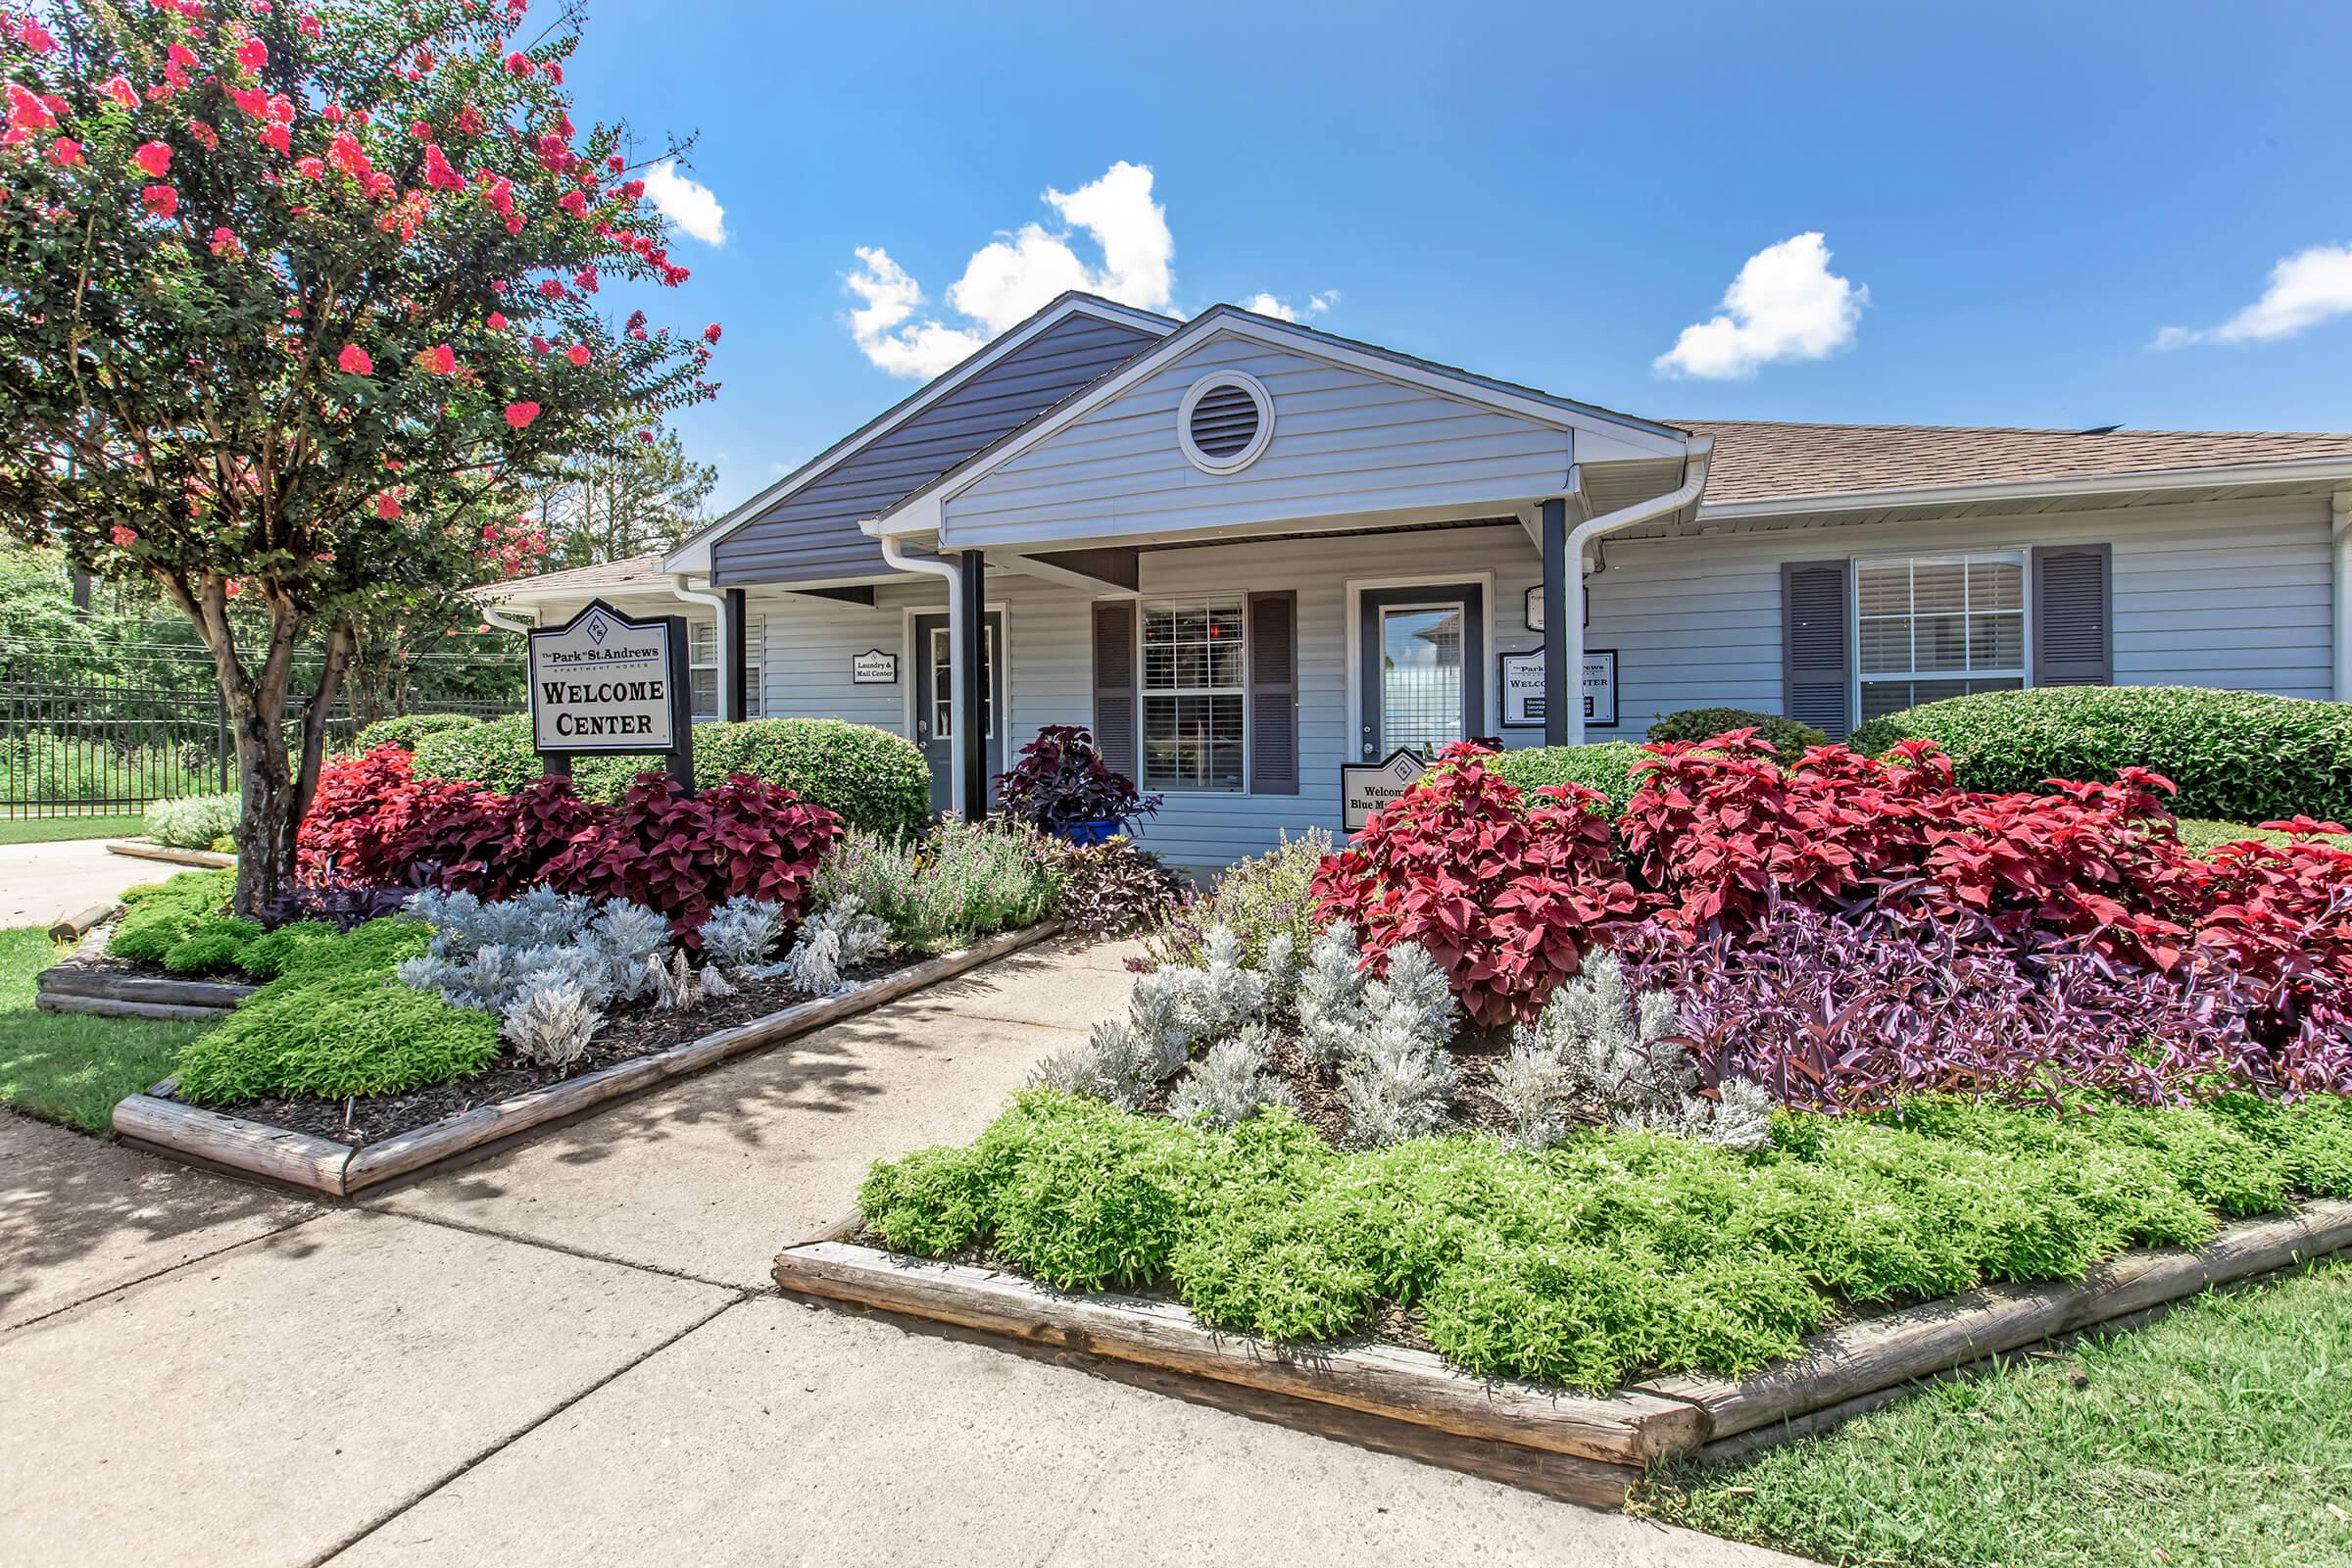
[1852,551,2031,723]
[687,615,762,722]
[1139,594,1250,794]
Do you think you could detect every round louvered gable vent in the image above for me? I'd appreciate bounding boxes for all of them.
[1178,372,1273,474]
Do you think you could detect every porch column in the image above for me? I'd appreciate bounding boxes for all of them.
[1541,498,1578,746]
[724,588,749,722]
[956,551,986,817]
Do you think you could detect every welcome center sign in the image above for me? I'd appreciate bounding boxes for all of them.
[526,599,693,780]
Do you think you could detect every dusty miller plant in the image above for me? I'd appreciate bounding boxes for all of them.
[752,897,891,997]
[1296,921,1369,1070]
[697,896,787,970]
[501,980,603,1070]
[1515,951,1771,1152]
[1336,943,1461,1148]
[1028,1018,1188,1111]
[1168,1023,1299,1130]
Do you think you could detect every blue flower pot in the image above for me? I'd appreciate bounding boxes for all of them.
[1056,818,1122,846]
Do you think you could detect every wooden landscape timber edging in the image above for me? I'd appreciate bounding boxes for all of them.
[103,840,236,869]
[112,919,1064,1199]
[34,913,253,1019]
[47,900,120,943]
[771,1197,2352,1508]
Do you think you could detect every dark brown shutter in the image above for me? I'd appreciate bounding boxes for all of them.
[2033,544,2113,686]
[1782,560,1854,741]
[1092,600,1139,782]
[1248,591,1298,794]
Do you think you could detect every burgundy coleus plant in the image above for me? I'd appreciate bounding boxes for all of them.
[1312,742,1640,1029]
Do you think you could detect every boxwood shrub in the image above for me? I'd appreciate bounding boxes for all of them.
[413,712,929,839]
[1488,742,1648,817]
[1847,685,2352,824]
[353,711,482,754]
[1648,707,1829,759]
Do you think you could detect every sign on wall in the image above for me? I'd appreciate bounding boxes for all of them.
[1341,747,1430,832]
[852,649,899,684]
[526,599,691,776]
[1495,648,1620,729]
[1522,583,1590,633]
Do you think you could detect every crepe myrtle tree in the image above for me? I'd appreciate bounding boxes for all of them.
[0,0,722,913]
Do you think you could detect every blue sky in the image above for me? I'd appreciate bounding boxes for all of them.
[564,0,2352,514]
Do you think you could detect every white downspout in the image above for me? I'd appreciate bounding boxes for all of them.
[2334,491,2352,703]
[864,521,969,816]
[478,601,532,634]
[1564,438,1714,744]
[668,572,729,722]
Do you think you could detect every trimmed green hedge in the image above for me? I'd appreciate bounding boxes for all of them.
[1848,686,2352,824]
[860,1090,2352,1393]
[172,916,497,1102]
[354,711,482,754]
[1649,707,1828,759]
[1489,742,1648,817]
[413,713,930,838]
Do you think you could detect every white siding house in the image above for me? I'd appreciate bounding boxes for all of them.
[485,292,2352,872]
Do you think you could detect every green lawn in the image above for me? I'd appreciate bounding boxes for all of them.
[1644,1261,2352,1568]
[0,926,203,1134]
[0,813,147,846]
[2177,816,2352,854]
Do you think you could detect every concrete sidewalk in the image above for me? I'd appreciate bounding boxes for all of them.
[0,936,1795,1567]
[0,838,177,929]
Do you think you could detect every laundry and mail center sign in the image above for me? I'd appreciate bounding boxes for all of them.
[527,599,688,755]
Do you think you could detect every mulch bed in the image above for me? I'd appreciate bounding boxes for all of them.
[200,952,917,1149]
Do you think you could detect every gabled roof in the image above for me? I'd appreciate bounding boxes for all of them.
[662,292,1177,576]
[873,302,1700,535]
[1688,419,2352,509]
[474,551,666,602]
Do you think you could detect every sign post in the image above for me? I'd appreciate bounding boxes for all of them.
[526,597,695,788]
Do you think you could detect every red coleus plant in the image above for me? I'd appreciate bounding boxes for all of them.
[538,773,841,938]
[1311,742,1641,1029]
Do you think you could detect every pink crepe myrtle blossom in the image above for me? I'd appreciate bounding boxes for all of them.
[186,120,219,149]
[486,311,508,329]
[564,343,589,367]
[298,12,321,37]
[536,278,564,299]
[168,42,199,68]
[529,335,550,354]
[503,401,539,428]
[109,525,137,548]
[327,130,370,177]
[337,344,372,374]
[571,266,598,293]
[703,323,721,344]
[557,189,586,217]
[503,51,534,77]
[292,155,324,179]
[48,136,81,167]
[230,87,267,117]
[422,143,464,189]
[140,183,178,219]
[8,83,57,133]
[14,16,58,52]
[210,226,245,258]
[375,491,401,519]
[100,74,140,110]
[236,38,267,72]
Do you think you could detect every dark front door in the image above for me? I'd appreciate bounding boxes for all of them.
[912,611,1004,812]
[1356,584,1486,760]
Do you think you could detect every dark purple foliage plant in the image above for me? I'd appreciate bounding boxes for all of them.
[994,725,1161,835]
[1615,901,2352,1112]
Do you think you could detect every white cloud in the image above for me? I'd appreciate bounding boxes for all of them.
[1653,232,1867,380]
[642,160,727,247]
[1243,289,1340,322]
[845,162,1189,378]
[2153,243,2352,349]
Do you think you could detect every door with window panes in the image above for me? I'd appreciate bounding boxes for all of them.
[1354,584,1486,760]
[911,611,1003,811]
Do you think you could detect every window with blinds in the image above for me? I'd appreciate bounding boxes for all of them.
[1141,598,1245,791]
[687,616,762,720]
[1855,555,2026,722]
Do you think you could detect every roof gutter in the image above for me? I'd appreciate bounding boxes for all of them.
[1699,454,2352,522]
[863,519,973,816]
[1561,438,1714,744]
[668,572,730,721]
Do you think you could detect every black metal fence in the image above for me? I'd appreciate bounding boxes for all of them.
[0,677,514,817]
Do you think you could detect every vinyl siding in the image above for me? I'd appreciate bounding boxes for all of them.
[940,333,1575,547]
[720,493,2333,870]
[710,314,1161,587]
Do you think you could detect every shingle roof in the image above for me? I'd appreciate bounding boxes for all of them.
[1683,420,2352,507]
[483,551,665,594]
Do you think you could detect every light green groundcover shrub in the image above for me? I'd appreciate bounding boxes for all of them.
[1848,685,2352,825]
[414,713,930,838]
[859,1091,2352,1393]
[1488,741,1649,817]
[107,870,236,965]
[1648,707,1829,760]
[353,711,482,754]
[173,917,498,1102]
[142,792,240,850]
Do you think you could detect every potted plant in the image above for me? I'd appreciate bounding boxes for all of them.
[994,725,1161,844]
